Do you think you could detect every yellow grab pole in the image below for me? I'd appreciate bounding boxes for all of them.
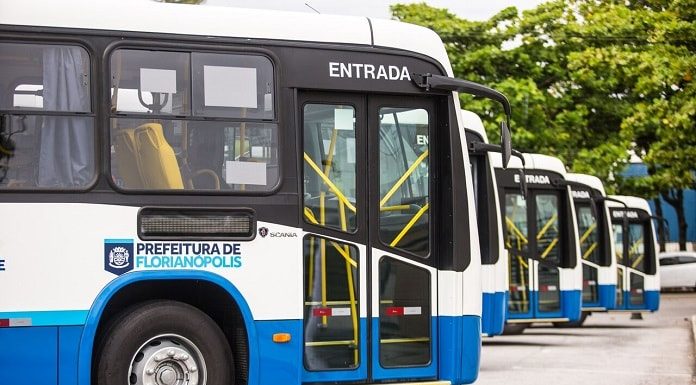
[320,192,327,326]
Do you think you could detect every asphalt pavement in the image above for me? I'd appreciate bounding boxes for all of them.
[476,292,696,385]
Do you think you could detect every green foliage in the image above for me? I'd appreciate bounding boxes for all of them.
[391,0,696,199]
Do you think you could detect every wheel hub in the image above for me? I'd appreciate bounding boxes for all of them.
[129,334,206,385]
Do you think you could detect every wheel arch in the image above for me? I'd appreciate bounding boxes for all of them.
[78,270,258,385]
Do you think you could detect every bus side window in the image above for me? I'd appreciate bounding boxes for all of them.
[109,49,278,192]
[0,42,95,189]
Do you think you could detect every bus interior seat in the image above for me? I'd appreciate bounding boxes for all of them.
[113,128,144,188]
[134,122,185,189]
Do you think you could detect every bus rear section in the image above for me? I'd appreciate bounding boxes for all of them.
[462,110,508,336]
[608,196,660,313]
[0,2,510,383]
[494,154,583,330]
[566,173,617,324]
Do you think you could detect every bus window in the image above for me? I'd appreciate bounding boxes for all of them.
[613,223,624,265]
[109,49,278,192]
[0,42,94,189]
[536,194,560,264]
[505,192,529,313]
[577,204,600,264]
[378,107,430,257]
[302,104,357,233]
[628,223,646,272]
[303,235,359,370]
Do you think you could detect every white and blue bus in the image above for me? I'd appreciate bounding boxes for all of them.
[494,154,583,331]
[462,110,524,336]
[607,196,660,313]
[565,173,618,325]
[0,1,515,384]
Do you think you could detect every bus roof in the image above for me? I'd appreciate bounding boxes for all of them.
[567,173,606,196]
[0,0,453,76]
[460,109,489,143]
[491,152,568,177]
[607,195,653,214]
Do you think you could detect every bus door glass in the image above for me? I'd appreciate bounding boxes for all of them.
[627,222,647,306]
[504,192,531,317]
[612,213,651,309]
[576,202,601,305]
[300,92,437,382]
[504,190,562,318]
[613,222,625,307]
[534,193,562,316]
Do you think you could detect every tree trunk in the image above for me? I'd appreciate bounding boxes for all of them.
[653,198,666,252]
[662,189,688,251]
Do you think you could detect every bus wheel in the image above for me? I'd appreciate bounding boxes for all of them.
[502,323,527,335]
[96,300,233,385]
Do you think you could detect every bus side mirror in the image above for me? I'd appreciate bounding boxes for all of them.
[500,120,511,169]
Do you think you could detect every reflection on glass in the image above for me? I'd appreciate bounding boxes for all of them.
[303,235,359,371]
[110,118,277,191]
[613,223,625,266]
[538,263,561,313]
[536,194,560,264]
[302,104,357,233]
[629,273,645,306]
[577,204,600,264]
[628,223,646,273]
[505,192,529,314]
[379,257,431,367]
[582,263,599,304]
[378,107,430,256]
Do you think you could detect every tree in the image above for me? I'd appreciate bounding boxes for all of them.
[392,1,696,248]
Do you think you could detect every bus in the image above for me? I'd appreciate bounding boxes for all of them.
[0,1,514,384]
[494,154,583,332]
[565,173,618,325]
[607,196,660,313]
[462,110,524,336]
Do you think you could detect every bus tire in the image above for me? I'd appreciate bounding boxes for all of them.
[96,300,233,385]
[502,323,527,335]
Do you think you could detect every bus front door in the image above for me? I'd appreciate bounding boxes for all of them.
[505,190,563,319]
[614,221,648,309]
[300,92,438,382]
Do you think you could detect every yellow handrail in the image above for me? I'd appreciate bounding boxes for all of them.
[303,208,357,268]
[540,238,559,259]
[320,192,327,326]
[303,153,356,213]
[505,217,529,244]
[339,198,359,365]
[580,223,597,244]
[379,150,429,208]
[582,242,598,260]
[390,203,430,247]
[536,213,558,240]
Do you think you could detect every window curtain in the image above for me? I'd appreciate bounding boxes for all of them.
[38,47,93,187]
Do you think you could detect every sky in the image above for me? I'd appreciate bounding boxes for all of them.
[203,0,547,21]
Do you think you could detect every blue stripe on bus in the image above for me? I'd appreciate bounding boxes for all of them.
[439,315,481,384]
[0,325,83,385]
[645,290,660,311]
[104,238,133,244]
[598,284,617,310]
[0,310,88,326]
[562,289,582,322]
[482,291,506,336]
[0,327,57,385]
